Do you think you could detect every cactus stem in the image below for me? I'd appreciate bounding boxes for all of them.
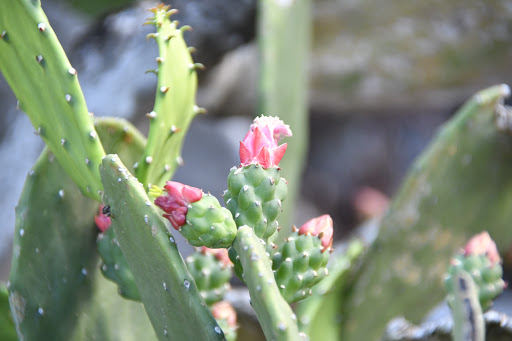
[68,67,77,75]
[37,23,45,31]
[36,55,43,63]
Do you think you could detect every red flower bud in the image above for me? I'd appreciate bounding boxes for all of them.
[298,214,334,253]
[464,231,501,265]
[199,246,232,268]
[154,181,202,230]
[239,116,292,168]
[94,204,111,232]
[211,301,237,329]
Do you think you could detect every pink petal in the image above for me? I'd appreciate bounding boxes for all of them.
[256,147,271,168]
[182,185,202,203]
[272,143,287,166]
[239,141,252,165]
[252,127,272,157]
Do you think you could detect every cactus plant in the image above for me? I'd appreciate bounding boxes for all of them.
[0,283,16,341]
[0,0,106,201]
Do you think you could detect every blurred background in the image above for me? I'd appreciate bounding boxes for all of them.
[1,0,511,281]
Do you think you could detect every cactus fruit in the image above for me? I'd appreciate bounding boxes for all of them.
[225,165,288,239]
[97,226,141,301]
[154,181,237,248]
[272,215,333,303]
[224,116,292,240]
[445,232,505,312]
[136,4,204,189]
[0,0,106,201]
[100,155,224,340]
[185,247,232,305]
[211,301,238,341]
[233,225,301,341]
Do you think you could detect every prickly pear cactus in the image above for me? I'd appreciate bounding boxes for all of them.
[341,84,512,341]
[8,118,153,340]
[224,165,288,240]
[272,230,331,303]
[0,0,106,201]
[100,155,224,341]
[185,248,232,305]
[136,4,205,189]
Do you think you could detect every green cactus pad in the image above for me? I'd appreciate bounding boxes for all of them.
[136,5,203,188]
[100,154,224,341]
[183,194,237,248]
[233,226,301,341]
[97,227,141,301]
[342,84,512,341]
[8,145,153,340]
[185,250,232,305]
[272,231,331,303]
[0,0,106,201]
[224,165,288,240]
[445,253,505,311]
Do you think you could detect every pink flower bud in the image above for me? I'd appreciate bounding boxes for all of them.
[239,116,292,168]
[211,301,237,329]
[95,204,111,232]
[199,246,232,268]
[154,181,203,230]
[298,214,334,253]
[464,231,501,265]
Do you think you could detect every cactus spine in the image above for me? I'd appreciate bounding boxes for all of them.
[100,155,224,341]
[136,5,204,189]
[0,0,106,201]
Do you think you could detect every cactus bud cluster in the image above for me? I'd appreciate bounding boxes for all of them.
[445,232,506,311]
[272,215,334,303]
[185,247,232,305]
[211,301,238,341]
[155,181,237,248]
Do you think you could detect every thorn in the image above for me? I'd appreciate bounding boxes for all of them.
[176,156,184,166]
[193,105,207,114]
[146,111,157,119]
[0,31,6,39]
[38,23,46,32]
[85,158,90,165]
[189,63,205,71]
[164,164,170,172]
[145,69,158,75]
[188,46,197,54]
[180,25,192,32]
[170,125,180,134]
[89,130,97,139]
[60,138,66,146]
[165,9,178,18]
[146,156,153,164]
[164,34,175,41]
[133,162,139,169]
[172,20,180,27]
[68,67,77,75]
[292,225,298,232]
[160,86,169,93]
[65,94,72,102]
[155,57,164,63]
[146,33,158,40]
[36,55,43,63]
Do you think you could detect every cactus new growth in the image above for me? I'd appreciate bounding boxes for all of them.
[154,182,237,248]
[445,232,505,312]
[272,215,333,303]
[185,247,232,305]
